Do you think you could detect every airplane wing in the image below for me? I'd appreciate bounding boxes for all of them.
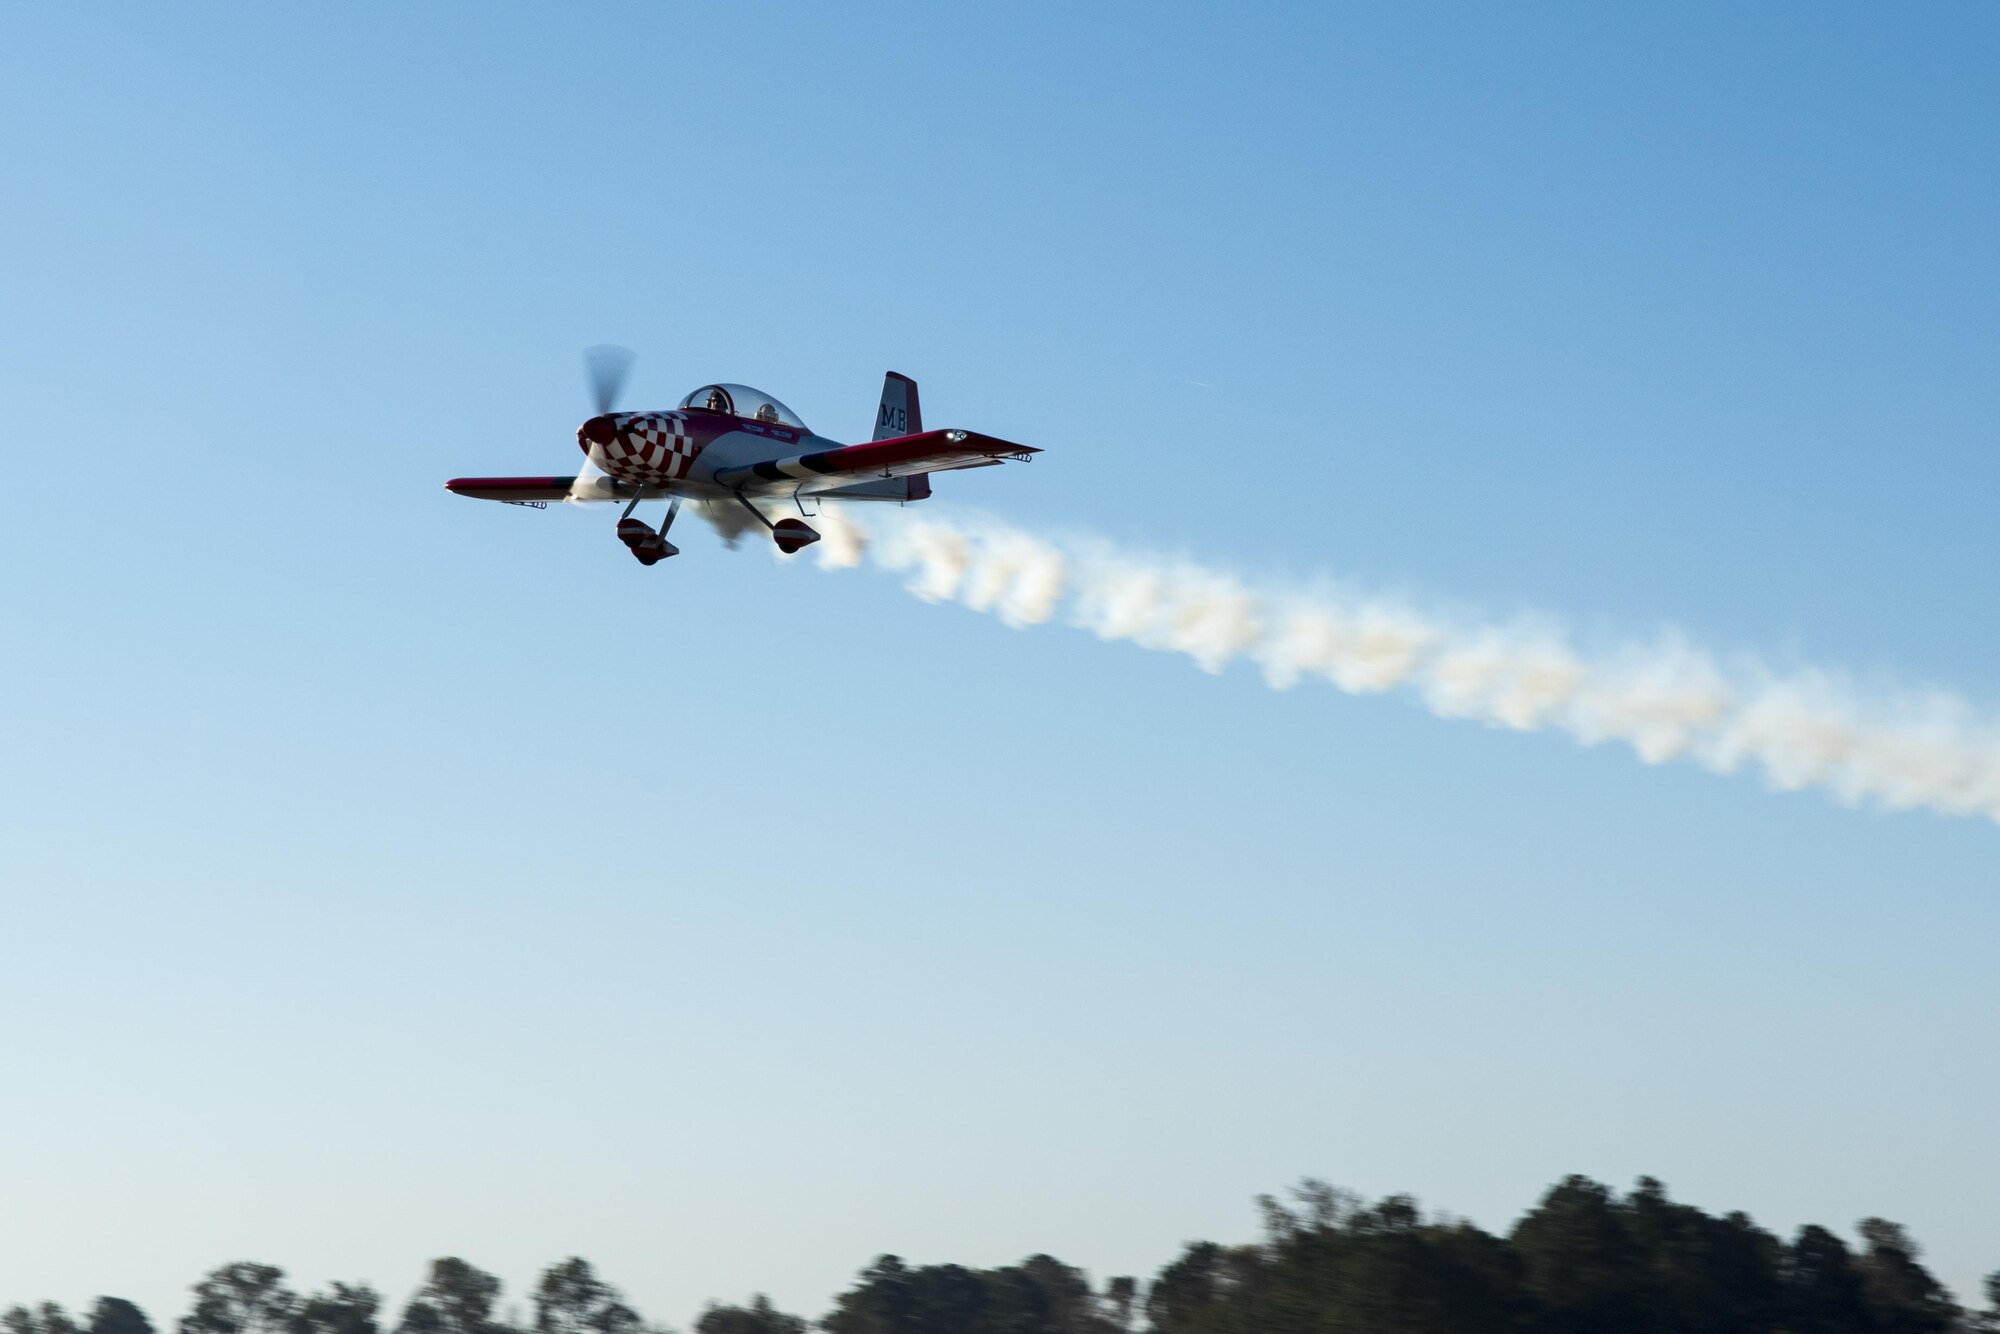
[445,476,578,503]
[713,429,1037,492]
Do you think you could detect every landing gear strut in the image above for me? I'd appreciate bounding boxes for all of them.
[732,493,820,554]
[616,488,680,566]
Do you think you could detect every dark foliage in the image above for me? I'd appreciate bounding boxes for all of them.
[398,1260,506,1334]
[1856,1219,1960,1334]
[179,1264,296,1334]
[293,1284,381,1334]
[5,1304,83,1334]
[1973,1273,2000,1334]
[820,1253,1129,1334]
[693,1295,806,1334]
[2,1175,1984,1333]
[530,1259,641,1334]
[89,1302,156,1334]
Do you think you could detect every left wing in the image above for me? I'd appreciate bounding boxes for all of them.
[713,429,1036,491]
[445,476,578,503]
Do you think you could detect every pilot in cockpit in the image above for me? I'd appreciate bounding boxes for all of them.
[754,403,781,424]
[705,388,731,413]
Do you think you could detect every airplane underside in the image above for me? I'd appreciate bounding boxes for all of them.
[610,483,826,566]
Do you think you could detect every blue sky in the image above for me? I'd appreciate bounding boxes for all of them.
[2,1,1996,1323]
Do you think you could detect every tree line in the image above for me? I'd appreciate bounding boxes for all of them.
[8,1175,1998,1333]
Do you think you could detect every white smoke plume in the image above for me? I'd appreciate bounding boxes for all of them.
[801,505,2000,823]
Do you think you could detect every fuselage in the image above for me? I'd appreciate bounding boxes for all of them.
[577,407,848,500]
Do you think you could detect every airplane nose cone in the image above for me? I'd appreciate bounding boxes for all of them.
[580,414,619,447]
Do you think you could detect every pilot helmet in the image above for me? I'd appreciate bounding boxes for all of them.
[754,403,781,423]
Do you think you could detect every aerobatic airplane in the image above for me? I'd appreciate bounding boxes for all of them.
[445,347,1038,564]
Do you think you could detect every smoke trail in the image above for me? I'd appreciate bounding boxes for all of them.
[801,506,2000,823]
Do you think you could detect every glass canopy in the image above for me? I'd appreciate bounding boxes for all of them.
[678,383,808,430]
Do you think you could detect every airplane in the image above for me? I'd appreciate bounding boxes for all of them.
[445,347,1039,565]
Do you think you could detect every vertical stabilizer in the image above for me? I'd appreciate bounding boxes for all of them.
[873,371,923,441]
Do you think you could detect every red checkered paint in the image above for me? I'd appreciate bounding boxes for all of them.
[578,412,718,484]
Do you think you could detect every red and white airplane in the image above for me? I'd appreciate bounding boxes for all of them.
[446,347,1038,564]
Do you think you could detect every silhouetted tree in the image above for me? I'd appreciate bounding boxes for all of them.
[1972,1271,2000,1334]
[691,1295,804,1334]
[859,1260,988,1334]
[1511,1176,1651,1334]
[530,1260,638,1334]
[820,1253,1124,1334]
[1246,1181,1527,1334]
[292,1285,380,1334]
[180,1265,297,1334]
[5,1173,1984,1334]
[1100,1278,1137,1334]
[398,1261,508,1334]
[5,1305,82,1334]
[87,1301,154,1334]
[1622,1178,1782,1334]
[1015,1254,1115,1333]
[1783,1225,1879,1334]
[819,1256,916,1334]
[1855,1218,1959,1334]
[1142,1242,1221,1334]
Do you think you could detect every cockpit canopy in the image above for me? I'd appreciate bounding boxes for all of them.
[678,383,808,430]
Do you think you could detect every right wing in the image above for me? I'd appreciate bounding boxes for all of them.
[713,429,1037,492]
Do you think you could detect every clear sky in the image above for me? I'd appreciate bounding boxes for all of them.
[2,1,1996,1324]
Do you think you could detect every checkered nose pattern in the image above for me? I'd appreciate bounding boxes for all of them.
[579,412,705,482]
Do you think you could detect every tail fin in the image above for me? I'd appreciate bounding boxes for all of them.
[872,371,923,441]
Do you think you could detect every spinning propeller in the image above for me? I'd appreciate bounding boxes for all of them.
[569,344,635,502]
[585,343,634,416]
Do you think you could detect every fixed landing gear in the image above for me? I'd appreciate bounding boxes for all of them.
[732,493,820,554]
[616,491,680,566]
